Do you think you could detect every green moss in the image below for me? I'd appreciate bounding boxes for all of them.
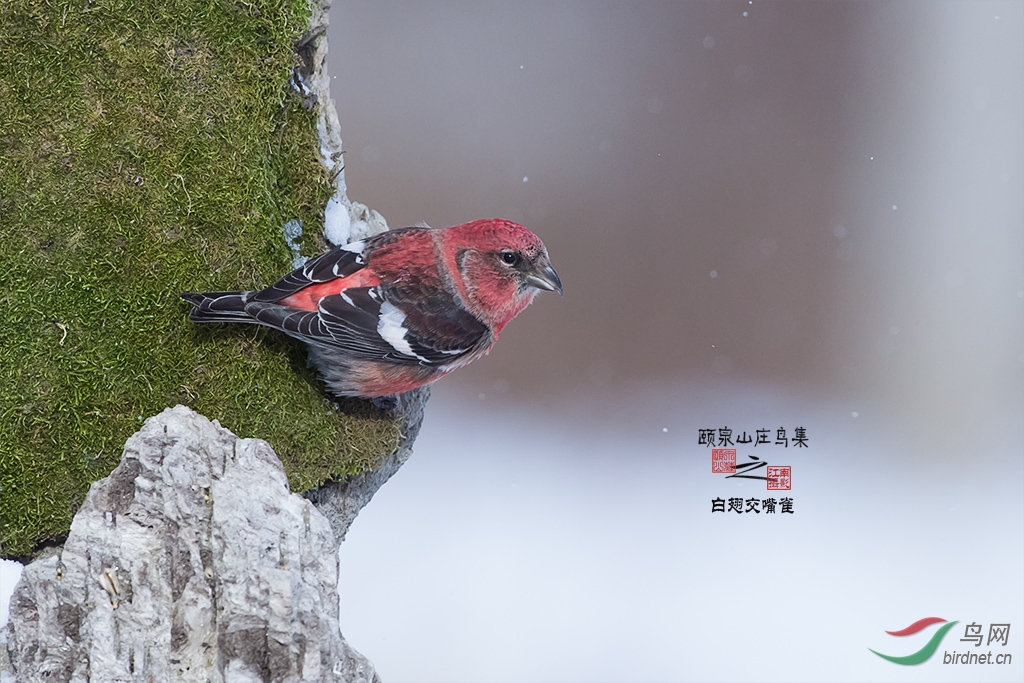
[0,0,401,558]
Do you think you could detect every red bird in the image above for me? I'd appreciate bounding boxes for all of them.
[182,218,561,398]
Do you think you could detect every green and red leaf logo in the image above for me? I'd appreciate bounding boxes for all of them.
[870,617,958,665]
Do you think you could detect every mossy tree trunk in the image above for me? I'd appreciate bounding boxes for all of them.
[0,0,418,560]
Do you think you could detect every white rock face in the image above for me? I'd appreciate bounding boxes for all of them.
[5,406,378,683]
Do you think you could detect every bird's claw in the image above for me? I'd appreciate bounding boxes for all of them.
[369,395,398,411]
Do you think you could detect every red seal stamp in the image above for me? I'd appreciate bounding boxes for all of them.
[767,466,791,490]
[712,448,736,473]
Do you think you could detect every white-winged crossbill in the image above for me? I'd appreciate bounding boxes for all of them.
[182,218,561,398]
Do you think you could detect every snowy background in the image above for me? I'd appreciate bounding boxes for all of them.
[4,2,1022,681]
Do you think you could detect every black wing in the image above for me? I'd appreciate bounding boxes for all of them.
[250,227,424,303]
[245,284,491,367]
[250,244,366,303]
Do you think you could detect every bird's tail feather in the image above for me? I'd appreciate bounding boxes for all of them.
[181,291,257,324]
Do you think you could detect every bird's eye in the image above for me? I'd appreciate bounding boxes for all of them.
[501,251,521,266]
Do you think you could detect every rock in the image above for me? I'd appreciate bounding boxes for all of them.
[5,406,378,683]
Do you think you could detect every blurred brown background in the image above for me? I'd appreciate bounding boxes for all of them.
[327,4,1023,680]
[330,0,1022,448]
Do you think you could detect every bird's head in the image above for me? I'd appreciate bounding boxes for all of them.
[442,218,561,335]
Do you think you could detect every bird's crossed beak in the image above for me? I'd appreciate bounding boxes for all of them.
[525,260,563,295]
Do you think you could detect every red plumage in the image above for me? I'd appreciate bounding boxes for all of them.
[182,218,561,398]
